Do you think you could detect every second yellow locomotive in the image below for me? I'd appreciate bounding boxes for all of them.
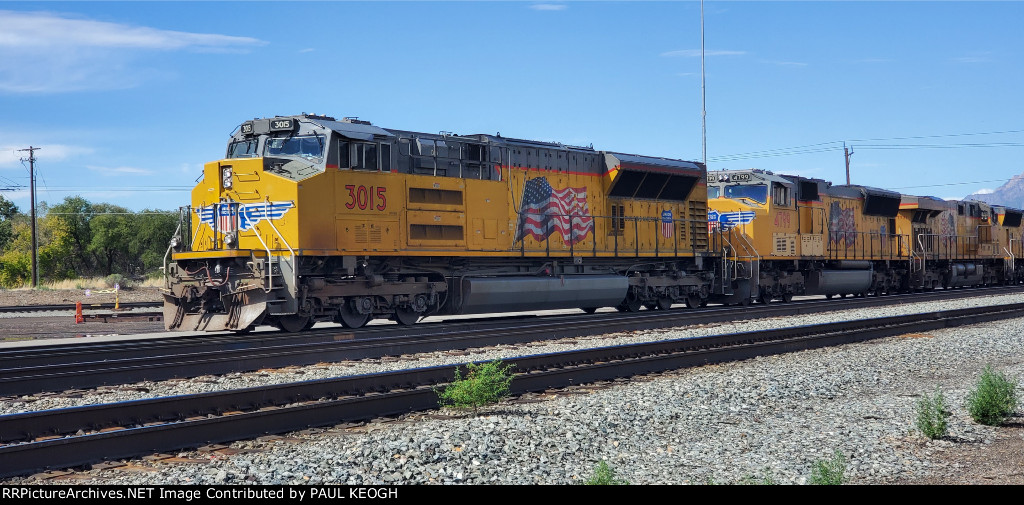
[706,168,1024,303]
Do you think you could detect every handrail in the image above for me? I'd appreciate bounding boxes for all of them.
[1004,238,1016,275]
[162,209,185,289]
[260,199,297,293]
[246,222,276,293]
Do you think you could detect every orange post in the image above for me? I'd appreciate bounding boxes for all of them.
[75,301,84,324]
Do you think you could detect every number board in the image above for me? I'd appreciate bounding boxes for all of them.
[269,119,295,132]
[731,173,752,182]
[240,122,254,135]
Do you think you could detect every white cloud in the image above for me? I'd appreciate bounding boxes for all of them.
[0,10,267,93]
[87,165,156,176]
[975,188,995,195]
[0,11,264,50]
[530,4,567,11]
[0,144,95,168]
[761,60,808,67]
[661,49,746,58]
[298,48,316,53]
[951,52,992,64]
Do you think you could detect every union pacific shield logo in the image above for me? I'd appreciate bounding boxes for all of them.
[197,201,295,232]
[707,210,756,231]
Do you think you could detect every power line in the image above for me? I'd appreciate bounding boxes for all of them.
[711,128,1024,162]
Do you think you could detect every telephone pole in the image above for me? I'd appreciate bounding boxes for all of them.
[700,0,707,168]
[843,142,853,185]
[17,146,39,288]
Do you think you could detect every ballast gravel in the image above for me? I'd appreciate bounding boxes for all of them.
[2,293,1023,484]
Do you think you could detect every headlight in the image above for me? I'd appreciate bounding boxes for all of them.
[222,166,233,189]
[169,236,180,248]
[224,232,237,247]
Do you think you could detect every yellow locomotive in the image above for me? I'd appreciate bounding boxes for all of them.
[163,114,717,332]
[706,169,1024,303]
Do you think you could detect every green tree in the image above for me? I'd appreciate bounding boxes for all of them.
[88,203,133,275]
[45,196,94,277]
[133,210,178,273]
[0,195,18,252]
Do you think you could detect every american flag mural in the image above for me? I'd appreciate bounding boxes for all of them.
[661,210,674,239]
[515,177,593,246]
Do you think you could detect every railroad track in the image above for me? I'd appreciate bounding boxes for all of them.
[3,285,1024,397]
[0,301,162,314]
[2,301,1022,479]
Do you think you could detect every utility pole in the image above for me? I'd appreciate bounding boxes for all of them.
[843,142,853,185]
[17,146,39,288]
[700,0,707,168]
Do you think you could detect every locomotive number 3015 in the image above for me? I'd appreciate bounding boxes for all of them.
[344,185,387,211]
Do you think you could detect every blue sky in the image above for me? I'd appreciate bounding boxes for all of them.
[1,1,1022,212]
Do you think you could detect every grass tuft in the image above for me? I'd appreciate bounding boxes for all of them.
[583,461,629,485]
[809,450,847,485]
[966,365,1019,426]
[436,360,514,414]
[916,388,951,439]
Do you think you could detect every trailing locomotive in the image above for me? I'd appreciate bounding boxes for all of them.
[706,169,1024,303]
[163,114,720,332]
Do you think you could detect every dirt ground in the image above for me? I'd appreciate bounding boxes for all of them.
[892,422,1024,485]
[0,286,164,307]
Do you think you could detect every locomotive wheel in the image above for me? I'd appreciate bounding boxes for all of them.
[825,294,834,300]
[275,315,311,333]
[232,325,254,335]
[782,293,794,303]
[759,292,772,305]
[394,307,421,326]
[644,303,659,311]
[657,297,673,310]
[685,295,701,309]
[302,318,316,331]
[582,307,599,314]
[336,304,371,329]
[619,295,643,312]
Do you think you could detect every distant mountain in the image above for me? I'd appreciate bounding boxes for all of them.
[965,173,1024,209]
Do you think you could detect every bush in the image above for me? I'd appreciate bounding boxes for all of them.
[104,273,134,290]
[966,365,1019,426]
[583,461,629,485]
[809,450,847,485]
[436,360,514,413]
[916,389,951,439]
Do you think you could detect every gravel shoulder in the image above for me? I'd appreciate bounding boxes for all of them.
[1,293,1022,485]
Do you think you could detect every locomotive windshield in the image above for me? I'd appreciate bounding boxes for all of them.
[264,134,325,160]
[707,186,721,199]
[227,139,258,158]
[725,184,767,204]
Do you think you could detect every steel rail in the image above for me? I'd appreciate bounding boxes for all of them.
[3,285,1024,396]
[1,302,1022,478]
[0,301,162,314]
